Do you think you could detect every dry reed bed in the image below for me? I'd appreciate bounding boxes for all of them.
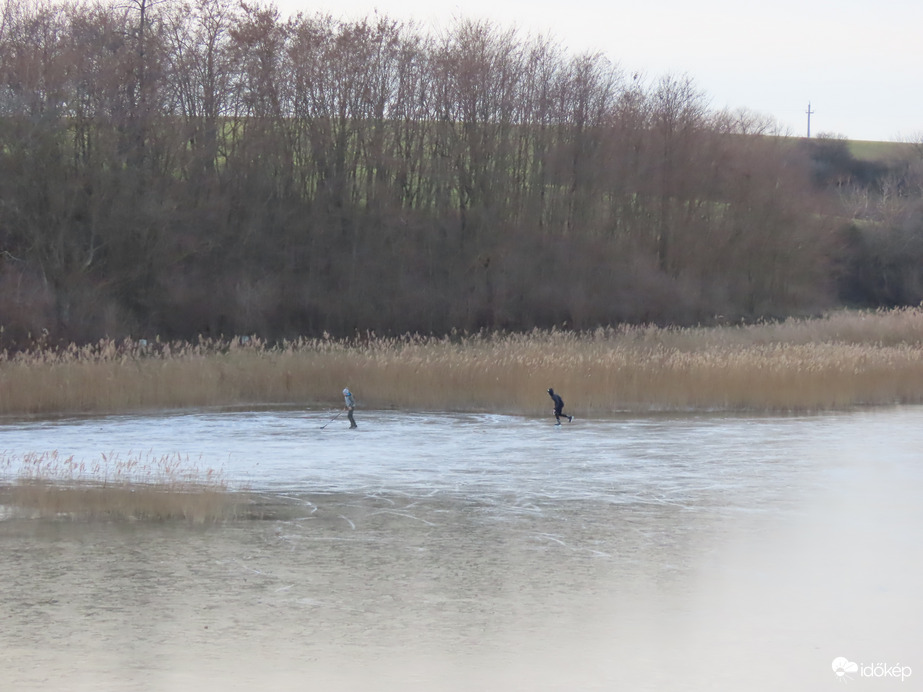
[0,451,238,522]
[2,308,923,416]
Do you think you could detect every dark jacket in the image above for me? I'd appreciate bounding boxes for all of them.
[548,388,564,412]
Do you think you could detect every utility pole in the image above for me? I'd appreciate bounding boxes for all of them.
[805,102,815,138]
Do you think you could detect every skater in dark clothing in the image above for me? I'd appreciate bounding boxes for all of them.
[343,388,358,428]
[547,388,573,425]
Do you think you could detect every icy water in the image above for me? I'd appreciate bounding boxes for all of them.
[1,406,921,691]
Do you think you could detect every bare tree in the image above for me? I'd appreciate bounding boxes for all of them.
[163,0,237,184]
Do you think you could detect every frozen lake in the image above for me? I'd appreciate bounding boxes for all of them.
[1,406,921,690]
[0,406,890,501]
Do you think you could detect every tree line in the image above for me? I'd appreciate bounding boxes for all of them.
[0,0,920,348]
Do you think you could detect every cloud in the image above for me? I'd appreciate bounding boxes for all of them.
[832,657,859,678]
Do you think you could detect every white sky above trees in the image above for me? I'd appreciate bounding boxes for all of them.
[277,0,922,142]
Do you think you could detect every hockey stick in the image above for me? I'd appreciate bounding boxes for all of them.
[320,411,342,429]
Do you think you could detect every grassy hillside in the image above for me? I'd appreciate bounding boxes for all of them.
[846,139,916,162]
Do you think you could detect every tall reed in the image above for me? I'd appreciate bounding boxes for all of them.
[2,308,923,415]
[0,451,238,522]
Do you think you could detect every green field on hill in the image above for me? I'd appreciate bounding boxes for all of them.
[846,139,916,161]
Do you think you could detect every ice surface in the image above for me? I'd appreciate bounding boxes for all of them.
[1,406,921,690]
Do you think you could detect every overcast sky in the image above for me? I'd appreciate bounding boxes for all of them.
[274,0,921,142]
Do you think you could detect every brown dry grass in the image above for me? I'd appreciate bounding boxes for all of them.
[1,308,923,416]
[0,451,240,522]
